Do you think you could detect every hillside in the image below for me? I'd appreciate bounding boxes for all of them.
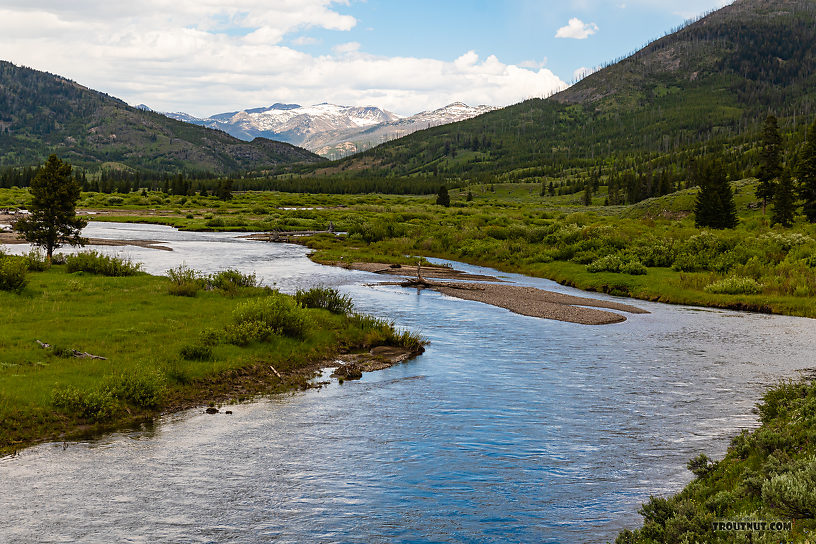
[317,0,816,179]
[0,61,323,174]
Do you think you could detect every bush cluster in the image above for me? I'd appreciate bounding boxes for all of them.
[295,286,354,314]
[0,252,28,292]
[166,265,258,296]
[65,251,142,276]
[225,292,311,344]
[704,276,764,295]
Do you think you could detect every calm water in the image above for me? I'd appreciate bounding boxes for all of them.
[2,223,815,543]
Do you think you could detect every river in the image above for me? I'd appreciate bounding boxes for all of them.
[2,222,815,543]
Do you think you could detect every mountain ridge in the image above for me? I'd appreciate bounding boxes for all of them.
[313,0,816,179]
[163,102,496,159]
[0,61,323,174]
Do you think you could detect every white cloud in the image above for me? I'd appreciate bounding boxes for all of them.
[555,17,599,39]
[0,2,567,117]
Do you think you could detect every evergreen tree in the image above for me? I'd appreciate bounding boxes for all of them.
[436,185,450,207]
[583,181,593,206]
[798,118,816,223]
[466,190,473,202]
[693,160,738,229]
[14,155,87,260]
[756,115,782,214]
[771,168,796,227]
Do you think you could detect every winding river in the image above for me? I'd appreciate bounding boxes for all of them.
[2,222,815,543]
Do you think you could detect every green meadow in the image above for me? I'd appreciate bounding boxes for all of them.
[0,254,421,455]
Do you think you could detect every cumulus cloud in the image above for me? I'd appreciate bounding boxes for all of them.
[0,1,567,117]
[555,18,599,39]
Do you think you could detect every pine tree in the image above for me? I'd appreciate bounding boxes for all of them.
[14,155,87,260]
[771,169,796,227]
[436,185,450,207]
[756,115,782,214]
[798,118,816,223]
[583,181,593,206]
[694,160,737,229]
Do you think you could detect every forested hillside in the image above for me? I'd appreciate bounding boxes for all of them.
[315,0,816,188]
[0,61,323,175]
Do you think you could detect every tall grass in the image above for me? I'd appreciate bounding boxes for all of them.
[65,251,142,276]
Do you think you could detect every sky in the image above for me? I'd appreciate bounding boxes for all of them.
[0,0,733,117]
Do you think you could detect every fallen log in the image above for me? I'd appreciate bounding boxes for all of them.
[36,340,107,360]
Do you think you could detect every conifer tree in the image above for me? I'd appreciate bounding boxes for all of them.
[14,155,87,260]
[436,185,450,207]
[694,160,737,229]
[771,168,796,227]
[798,118,816,222]
[757,115,782,214]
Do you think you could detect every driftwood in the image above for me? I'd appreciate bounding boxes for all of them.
[36,340,107,360]
[269,365,282,379]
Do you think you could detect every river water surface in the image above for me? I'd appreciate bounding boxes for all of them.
[2,222,816,543]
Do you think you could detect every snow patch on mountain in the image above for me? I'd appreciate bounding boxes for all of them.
[162,101,496,158]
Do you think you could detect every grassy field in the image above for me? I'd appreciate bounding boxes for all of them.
[6,181,812,318]
[0,258,422,455]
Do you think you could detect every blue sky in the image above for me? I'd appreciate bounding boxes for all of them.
[0,0,732,116]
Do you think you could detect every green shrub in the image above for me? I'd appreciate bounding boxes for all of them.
[704,276,764,295]
[762,457,816,518]
[587,254,624,273]
[0,255,28,292]
[210,269,258,290]
[230,293,311,339]
[224,320,273,346]
[65,251,142,276]
[52,385,118,422]
[23,249,49,271]
[179,344,213,361]
[167,265,205,296]
[620,260,647,275]
[198,328,223,346]
[105,368,167,409]
[295,287,354,314]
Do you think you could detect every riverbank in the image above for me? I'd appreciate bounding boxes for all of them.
[0,263,423,456]
[616,378,816,543]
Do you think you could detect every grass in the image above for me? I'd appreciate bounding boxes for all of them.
[4,180,816,320]
[0,265,423,455]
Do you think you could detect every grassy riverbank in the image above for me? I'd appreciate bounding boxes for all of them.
[3,181,816,318]
[617,379,816,543]
[0,258,423,456]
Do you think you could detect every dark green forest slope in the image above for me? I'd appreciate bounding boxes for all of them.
[315,0,816,181]
[0,61,323,174]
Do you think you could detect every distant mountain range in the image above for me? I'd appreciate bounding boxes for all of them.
[0,61,322,173]
[161,102,496,159]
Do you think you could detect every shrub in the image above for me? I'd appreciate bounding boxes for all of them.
[167,265,205,296]
[703,276,764,295]
[224,321,273,345]
[762,457,816,518]
[199,328,223,346]
[295,287,354,314]
[210,269,258,290]
[229,293,311,340]
[23,249,49,271]
[179,344,213,361]
[620,260,647,275]
[587,254,624,273]
[52,385,118,422]
[105,368,167,409]
[0,255,28,292]
[65,251,142,276]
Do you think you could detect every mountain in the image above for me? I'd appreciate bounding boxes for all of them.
[165,102,496,159]
[315,0,816,179]
[0,61,323,174]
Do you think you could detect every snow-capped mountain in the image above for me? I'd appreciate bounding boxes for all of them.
[161,102,496,159]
